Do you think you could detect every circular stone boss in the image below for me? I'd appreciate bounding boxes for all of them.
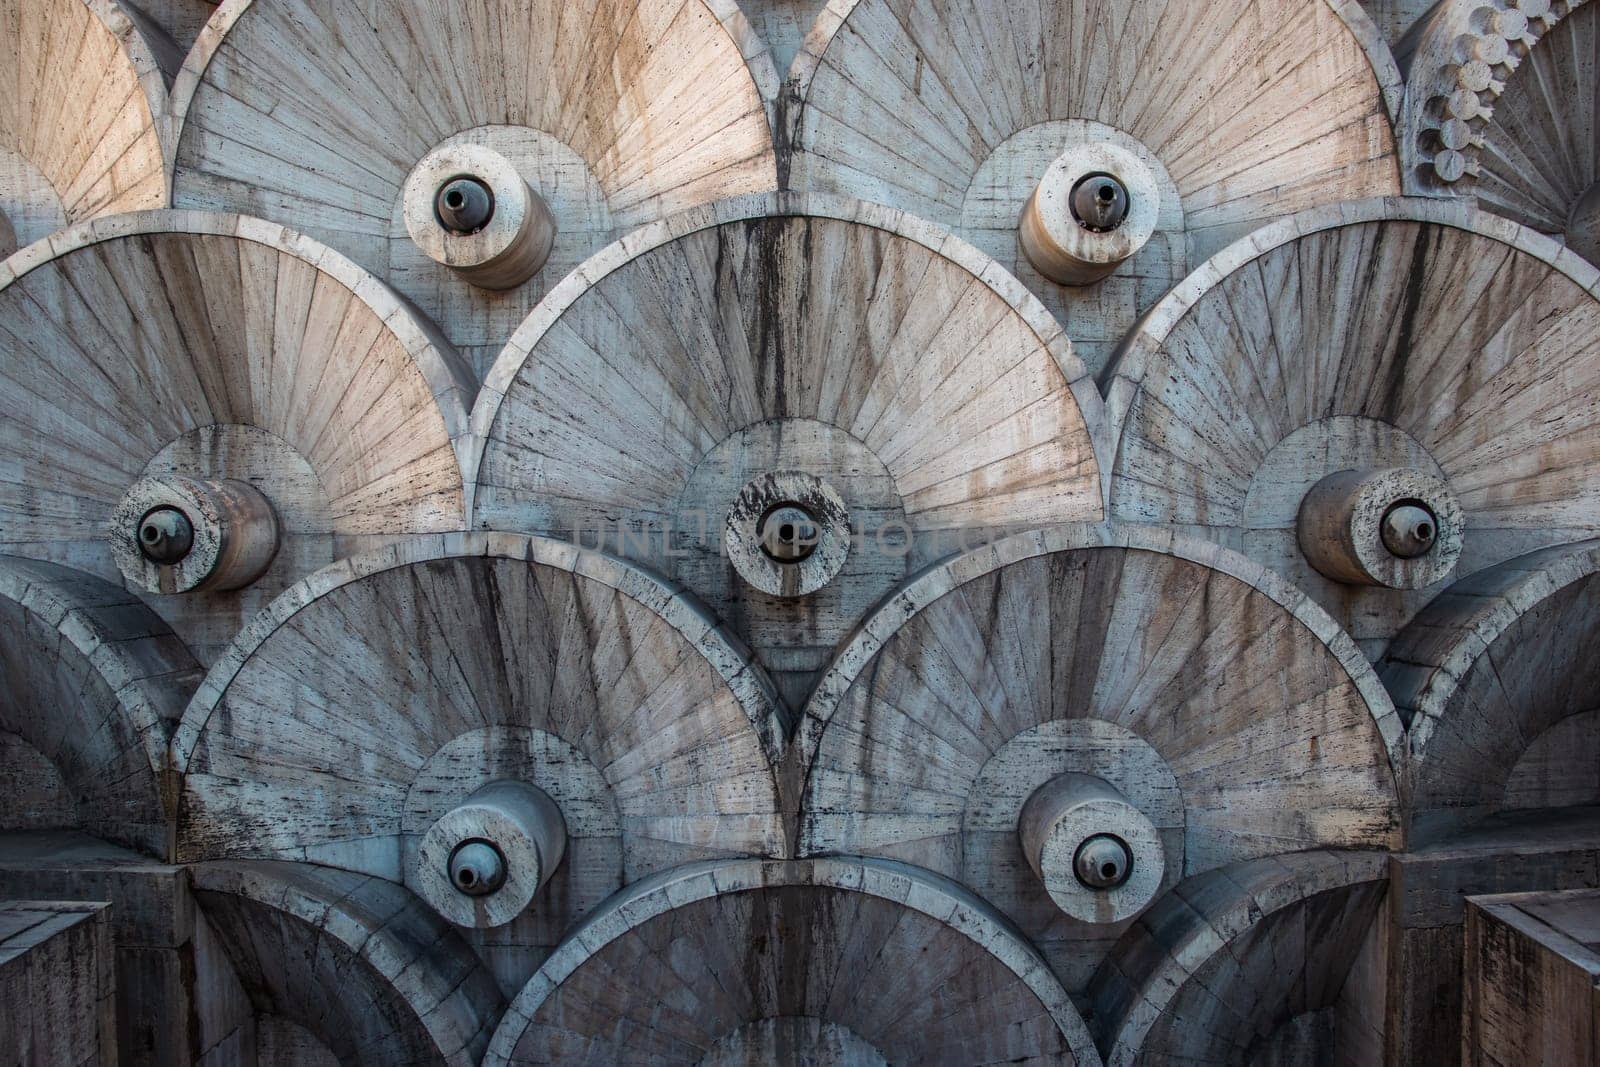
[1297,467,1464,588]
[483,857,1100,1065]
[1020,143,1160,285]
[1103,199,1600,651]
[798,526,1402,981]
[403,143,557,290]
[469,199,1107,699]
[412,779,568,928]
[0,212,472,664]
[724,471,851,598]
[1018,773,1165,923]
[109,475,280,594]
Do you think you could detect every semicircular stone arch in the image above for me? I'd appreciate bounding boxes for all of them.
[797,524,1401,992]
[191,859,505,1067]
[175,532,788,988]
[1104,197,1600,657]
[484,856,1101,1066]
[1382,539,1600,845]
[168,0,779,378]
[1091,850,1389,1066]
[0,555,199,856]
[472,192,1105,706]
[784,0,1403,372]
[0,0,167,255]
[0,211,472,663]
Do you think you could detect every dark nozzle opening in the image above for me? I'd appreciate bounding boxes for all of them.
[136,506,194,565]
[1381,501,1440,560]
[758,502,822,564]
[447,839,506,897]
[1073,833,1133,890]
[435,176,495,234]
[1069,172,1131,233]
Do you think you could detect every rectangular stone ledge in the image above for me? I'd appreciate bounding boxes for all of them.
[1387,806,1600,1065]
[0,830,190,949]
[0,899,115,1067]
[1393,807,1600,929]
[1464,888,1600,1065]
[0,831,216,1067]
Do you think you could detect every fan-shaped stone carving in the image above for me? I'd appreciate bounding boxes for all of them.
[191,860,504,1066]
[168,0,779,378]
[785,0,1403,372]
[1104,199,1600,657]
[175,533,787,988]
[1091,850,1388,1066]
[0,212,471,664]
[798,525,1401,991]
[1400,0,1596,262]
[472,194,1104,706]
[1382,539,1600,845]
[0,556,199,856]
[484,857,1100,1066]
[0,0,167,252]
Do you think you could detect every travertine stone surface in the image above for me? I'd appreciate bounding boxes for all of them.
[1465,0,1600,265]
[473,194,1105,705]
[1387,806,1600,1064]
[169,0,779,380]
[741,0,830,78]
[0,213,470,664]
[1106,198,1600,658]
[799,525,1401,991]
[1017,772,1165,925]
[723,470,852,599]
[411,779,568,930]
[787,0,1403,373]
[484,857,1101,1066]
[1361,0,1443,42]
[2,2,1598,1061]
[397,726,623,996]
[1297,466,1465,589]
[0,900,115,1067]
[0,830,256,1066]
[109,476,279,596]
[700,1018,888,1066]
[0,0,167,247]
[0,557,199,856]
[117,1,217,65]
[1019,143,1160,287]
[1382,540,1600,845]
